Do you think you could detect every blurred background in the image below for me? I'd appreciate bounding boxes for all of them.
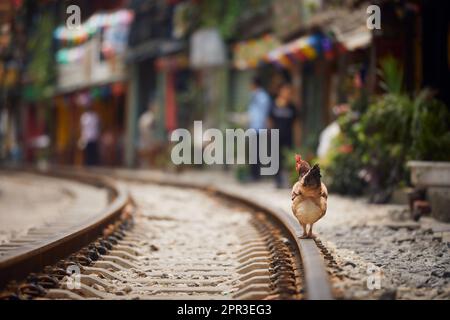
[0,0,448,206]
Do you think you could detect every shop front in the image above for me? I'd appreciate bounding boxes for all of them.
[53,9,133,166]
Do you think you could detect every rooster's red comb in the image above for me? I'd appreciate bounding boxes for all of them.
[295,154,302,163]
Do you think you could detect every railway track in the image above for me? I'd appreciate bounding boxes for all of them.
[0,168,333,300]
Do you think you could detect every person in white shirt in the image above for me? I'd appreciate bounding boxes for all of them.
[80,105,100,166]
[138,100,162,167]
[138,104,155,166]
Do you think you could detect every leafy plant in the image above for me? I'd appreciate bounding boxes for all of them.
[378,55,404,95]
[357,93,413,202]
[198,0,242,40]
[410,90,450,161]
[321,56,450,202]
[320,117,367,196]
[321,137,367,195]
[26,11,56,99]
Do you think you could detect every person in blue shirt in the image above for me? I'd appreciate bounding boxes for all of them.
[247,76,271,180]
[269,83,297,188]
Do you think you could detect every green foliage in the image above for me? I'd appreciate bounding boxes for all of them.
[378,55,404,95]
[321,115,367,195]
[357,93,412,200]
[321,135,367,195]
[360,94,412,164]
[198,0,242,39]
[410,90,450,161]
[198,0,271,39]
[354,91,449,201]
[322,56,450,201]
[25,11,56,100]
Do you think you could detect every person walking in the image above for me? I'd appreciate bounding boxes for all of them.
[80,105,100,166]
[138,100,159,167]
[269,83,297,188]
[247,76,271,181]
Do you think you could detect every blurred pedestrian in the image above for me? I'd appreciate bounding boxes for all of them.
[80,105,100,166]
[247,76,271,181]
[138,101,157,167]
[269,83,297,188]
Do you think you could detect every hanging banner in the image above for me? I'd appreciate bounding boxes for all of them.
[55,10,133,92]
[53,9,134,46]
[264,34,334,66]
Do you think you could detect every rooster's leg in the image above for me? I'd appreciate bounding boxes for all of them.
[307,224,316,239]
[300,224,308,239]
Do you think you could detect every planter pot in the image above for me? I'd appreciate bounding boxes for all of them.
[407,161,450,187]
[390,187,412,205]
[427,187,450,222]
[408,161,450,222]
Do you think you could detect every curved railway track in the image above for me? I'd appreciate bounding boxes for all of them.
[0,168,333,300]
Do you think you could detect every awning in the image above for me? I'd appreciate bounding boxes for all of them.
[266,35,320,62]
[54,9,134,46]
[335,27,372,51]
[321,5,372,51]
[263,34,334,67]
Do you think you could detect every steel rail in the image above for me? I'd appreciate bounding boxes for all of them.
[0,167,130,289]
[87,168,334,300]
[0,166,333,299]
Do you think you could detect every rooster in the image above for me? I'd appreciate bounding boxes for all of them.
[291,154,328,239]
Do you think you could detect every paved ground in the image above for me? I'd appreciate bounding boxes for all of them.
[0,171,107,245]
[110,168,450,300]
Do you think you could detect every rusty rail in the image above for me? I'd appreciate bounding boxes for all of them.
[0,167,130,289]
[88,167,334,300]
[0,166,332,299]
